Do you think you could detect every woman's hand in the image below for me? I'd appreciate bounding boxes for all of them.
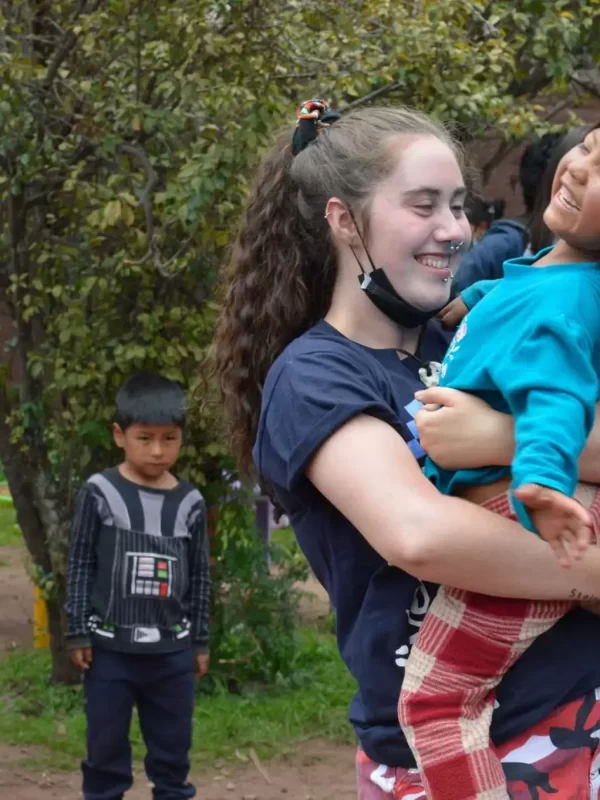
[414,386,514,470]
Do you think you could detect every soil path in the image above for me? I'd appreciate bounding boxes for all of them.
[0,740,357,799]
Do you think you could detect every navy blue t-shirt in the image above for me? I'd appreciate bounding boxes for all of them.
[253,319,600,767]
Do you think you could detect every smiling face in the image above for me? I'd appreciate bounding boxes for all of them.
[364,135,472,311]
[544,126,600,255]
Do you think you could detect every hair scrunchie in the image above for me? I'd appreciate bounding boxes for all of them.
[291,99,341,156]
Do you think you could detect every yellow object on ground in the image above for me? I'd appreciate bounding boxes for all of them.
[33,585,50,649]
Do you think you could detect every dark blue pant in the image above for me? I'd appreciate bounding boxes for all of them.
[82,648,196,800]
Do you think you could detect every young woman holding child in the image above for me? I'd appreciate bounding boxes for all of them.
[214,100,600,798]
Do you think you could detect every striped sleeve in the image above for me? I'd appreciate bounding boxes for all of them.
[65,484,101,647]
[186,492,210,653]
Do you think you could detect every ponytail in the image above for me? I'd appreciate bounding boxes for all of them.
[212,130,336,472]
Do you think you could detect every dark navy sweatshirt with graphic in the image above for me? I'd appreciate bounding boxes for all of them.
[66,467,210,655]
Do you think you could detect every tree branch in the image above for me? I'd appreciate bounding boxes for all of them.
[117,143,179,277]
[0,378,53,574]
[339,82,402,113]
[273,71,318,81]
[23,142,97,211]
[42,0,104,90]
[480,95,573,185]
[42,30,77,88]
[459,0,499,39]
[135,0,142,103]
[572,67,600,99]
[119,142,158,236]
[123,230,195,278]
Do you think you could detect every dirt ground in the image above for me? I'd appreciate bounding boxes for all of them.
[0,740,356,800]
[0,544,33,655]
[0,543,355,799]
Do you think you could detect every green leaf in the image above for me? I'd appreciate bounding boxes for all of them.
[104,200,122,226]
[29,361,43,379]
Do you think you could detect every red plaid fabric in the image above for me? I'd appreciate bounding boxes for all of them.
[359,686,600,799]
[398,489,600,800]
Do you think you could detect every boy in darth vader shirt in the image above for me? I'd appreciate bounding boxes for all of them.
[66,374,210,800]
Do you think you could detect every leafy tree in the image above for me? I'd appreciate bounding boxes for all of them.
[0,0,598,682]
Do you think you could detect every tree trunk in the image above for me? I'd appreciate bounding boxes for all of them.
[0,383,78,683]
[47,585,80,685]
[6,463,77,683]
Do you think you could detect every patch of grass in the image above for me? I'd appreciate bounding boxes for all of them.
[0,629,356,771]
[270,526,295,550]
[0,505,20,548]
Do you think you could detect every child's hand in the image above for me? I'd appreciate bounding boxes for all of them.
[437,297,468,330]
[194,653,210,679]
[514,483,593,569]
[70,647,93,670]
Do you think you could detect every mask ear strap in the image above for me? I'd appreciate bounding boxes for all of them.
[350,245,366,275]
[346,206,378,274]
[396,324,429,364]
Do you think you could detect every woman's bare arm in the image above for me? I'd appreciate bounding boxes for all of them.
[307,414,600,602]
[579,414,600,482]
[415,387,600,484]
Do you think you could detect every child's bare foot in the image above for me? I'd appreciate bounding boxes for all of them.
[514,483,593,569]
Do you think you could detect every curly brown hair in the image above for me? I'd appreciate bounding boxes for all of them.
[212,106,459,474]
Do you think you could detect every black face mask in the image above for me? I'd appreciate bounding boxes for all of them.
[357,268,448,329]
[347,209,464,329]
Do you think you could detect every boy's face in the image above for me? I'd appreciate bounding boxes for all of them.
[113,423,183,480]
[545,127,600,252]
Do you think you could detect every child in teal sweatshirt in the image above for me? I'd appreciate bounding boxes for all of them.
[428,247,600,548]
[399,125,600,800]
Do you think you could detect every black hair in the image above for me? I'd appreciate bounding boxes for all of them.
[114,374,186,431]
[491,198,506,220]
[464,193,505,226]
[519,132,563,213]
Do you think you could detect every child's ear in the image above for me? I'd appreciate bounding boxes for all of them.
[112,423,125,449]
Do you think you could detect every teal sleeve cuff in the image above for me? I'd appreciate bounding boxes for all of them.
[461,279,501,310]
